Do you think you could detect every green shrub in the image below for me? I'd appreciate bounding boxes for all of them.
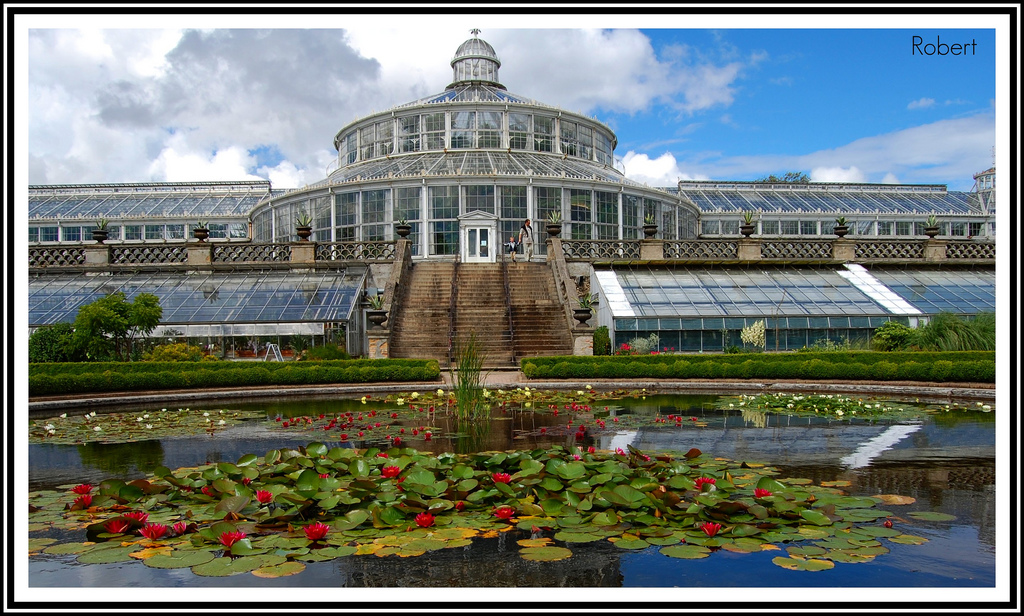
[593,326,610,356]
[303,346,351,361]
[873,321,915,351]
[913,312,995,352]
[929,360,954,382]
[143,343,204,362]
[871,361,899,380]
[29,323,81,363]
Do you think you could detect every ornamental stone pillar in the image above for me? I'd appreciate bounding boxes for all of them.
[640,239,663,260]
[83,245,110,266]
[291,241,316,264]
[832,238,855,262]
[923,239,948,262]
[737,238,761,261]
[187,243,213,266]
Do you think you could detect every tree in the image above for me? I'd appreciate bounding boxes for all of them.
[71,292,163,361]
[756,171,810,184]
[28,322,82,363]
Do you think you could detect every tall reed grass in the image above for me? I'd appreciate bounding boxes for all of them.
[450,333,489,421]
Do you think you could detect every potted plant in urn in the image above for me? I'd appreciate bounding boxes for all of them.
[295,211,313,241]
[366,292,388,329]
[834,215,850,238]
[92,218,110,243]
[924,214,940,238]
[740,211,756,237]
[573,292,595,325]
[193,220,210,242]
[545,210,562,237]
[643,213,658,238]
[394,219,412,238]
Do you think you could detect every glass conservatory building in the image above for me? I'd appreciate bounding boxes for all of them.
[247,33,699,261]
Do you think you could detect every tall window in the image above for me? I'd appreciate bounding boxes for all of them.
[399,116,420,153]
[595,191,617,239]
[560,121,578,157]
[424,112,445,150]
[501,186,527,245]
[360,120,394,159]
[335,192,358,241]
[312,196,331,242]
[535,187,561,253]
[534,116,554,153]
[622,195,640,239]
[362,189,388,240]
[660,207,677,240]
[465,185,494,214]
[509,113,530,150]
[395,187,421,255]
[340,132,357,165]
[596,133,613,165]
[478,112,502,148]
[451,111,475,149]
[577,125,593,160]
[570,189,592,239]
[429,186,459,255]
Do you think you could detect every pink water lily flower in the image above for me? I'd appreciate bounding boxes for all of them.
[140,523,168,540]
[700,522,722,537]
[492,472,512,484]
[172,521,189,535]
[255,490,274,504]
[219,530,247,548]
[104,519,131,534]
[71,484,93,495]
[415,512,435,528]
[123,511,149,524]
[381,466,401,479]
[304,522,330,541]
[694,477,717,491]
[73,494,92,508]
[754,488,773,498]
[493,506,515,520]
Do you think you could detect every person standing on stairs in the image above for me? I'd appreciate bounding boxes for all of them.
[518,218,534,262]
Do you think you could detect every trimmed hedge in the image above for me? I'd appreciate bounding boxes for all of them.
[29,359,441,397]
[521,350,995,383]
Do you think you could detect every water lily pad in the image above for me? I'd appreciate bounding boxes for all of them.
[720,538,764,553]
[42,541,95,555]
[143,549,216,569]
[850,526,902,538]
[645,535,682,546]
[610,537,649,550]
[28,537,58,552]
[518,538,552,548]
[78,544,141,564]
[874,494,916,505]
[888,534,929,545]
[908,511,956,522]
[659,544,711,559]
[192,555,264,576]
[519,546,572,561]
[252,561,306,578]
[771,556,835,571]
[553,531,603,543]
[787,545,827,557]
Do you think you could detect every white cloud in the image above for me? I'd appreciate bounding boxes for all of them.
[907,97,935,109]
[621,151,708,186]
[881,172,900,184]
[147,137,263,182]
[810,166,866,183]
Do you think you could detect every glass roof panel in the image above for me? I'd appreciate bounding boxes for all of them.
[29,270,364,329]
[868,268,996,315]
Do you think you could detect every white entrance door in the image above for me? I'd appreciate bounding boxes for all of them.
[464,226,494,263]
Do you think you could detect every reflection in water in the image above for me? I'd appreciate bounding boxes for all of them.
[840,424,923,469]
[77,439,165,476]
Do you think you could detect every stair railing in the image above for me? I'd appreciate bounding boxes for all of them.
[499,255,517,366]
[446,257,460,367]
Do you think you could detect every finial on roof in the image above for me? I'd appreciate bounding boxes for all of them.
[471,28,481,37]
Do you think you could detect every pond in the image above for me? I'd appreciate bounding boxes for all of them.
[25,389,996,597]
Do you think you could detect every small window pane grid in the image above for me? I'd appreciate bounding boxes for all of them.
[570,189,592,239]
[361,190,388,226]
[29,271,360,329]
[534,187,561,255]
[534,116,554,153]
[560,121,579,157]
[465,185,495,214]
[313,196,331,231]
[611,320,884,352]
[430,186,459,220]
[29,183,269,219]
[430,220,459,255]
[623,195,640,239]
[394,187,421,223]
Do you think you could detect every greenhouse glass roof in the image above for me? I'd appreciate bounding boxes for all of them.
[28,181,271,220]
[596,265,994,319]
[29,270,363,328]
[675,183,979,215]
[320,151,639,187]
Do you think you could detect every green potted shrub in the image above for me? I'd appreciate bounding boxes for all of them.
[834,215,850,238]
[573,292,595,325]
[295,211,313,241]
[92,218,110,243]
[193,220,210,242]
[395,218,412,238]
[545,210,563,237]
[643,213,658,238]
[924,214,940,238]
[740,211,756,237]
[366,292,388,329]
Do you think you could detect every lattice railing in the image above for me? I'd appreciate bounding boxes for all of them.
[561,240,641,260]
[316,241,396,261]
[663,240,738,260]
[214,243,291,263]
[760,240,833,260]
[945,241,995,259]
[854,240,925,260]
[29,246,86,267]
[111,245,188,264]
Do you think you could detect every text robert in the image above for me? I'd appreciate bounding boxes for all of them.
[912,35,977,56]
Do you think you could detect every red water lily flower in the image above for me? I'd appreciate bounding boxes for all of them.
[700,522,722,537]
[219,530,247,548]
[381,466,401,479]
[104,519,131,534]
[883,518,894,528]
[754,488,773,498]
[71,484,93,495]
[318,473,330,479]
[694,477,717,491]
[140,523,168,540]
[172,521,188,535]
[493,506,515,520]
[255,490,273,504]
[73,494,92,508]
[304,522,331,541]
[455,501,465,512]
[492,472,512,484]
[377,452,389,458]
[123,511,148,524]
[415,513,435,528]
[587,446,596,453]
[241,477,252,486]
[201,486,214,496]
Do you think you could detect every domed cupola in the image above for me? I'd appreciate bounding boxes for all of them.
[448,29,505,89]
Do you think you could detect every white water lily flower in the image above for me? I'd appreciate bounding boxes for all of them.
[59,413,67,418]
[47,429,56,435]
[437,389,444,396]
[144,415,150,419]
[524,402,531,408]
[90,411,97,417]
[982,404,992,411]
[586,385,592,390]
[836,410,844,416]
[218,419,226,425]
[146,424,153,429]
[410,392,419,399]
[204,418,210,423]
[396,398,405,405]
[93,426,102,432]
[44,424,55,431]
[524,391,531,397]
[203,412,210,417]
[137,417,144,422]
[577,390,584,395]
[161,408,166,412]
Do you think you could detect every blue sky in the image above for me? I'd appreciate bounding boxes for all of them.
[19,13,1003,192]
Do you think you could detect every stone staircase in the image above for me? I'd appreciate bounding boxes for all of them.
[507,262,574,361]
[389,261,573,368]
[388,262,456,365]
